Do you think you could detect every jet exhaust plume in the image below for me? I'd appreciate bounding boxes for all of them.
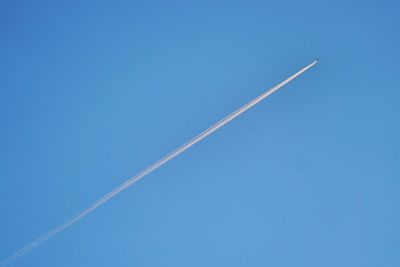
[0,60,319,266]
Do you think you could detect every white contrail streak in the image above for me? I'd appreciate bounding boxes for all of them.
[0,60,319,266]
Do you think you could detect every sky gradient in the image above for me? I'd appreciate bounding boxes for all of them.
[1,1,399,266]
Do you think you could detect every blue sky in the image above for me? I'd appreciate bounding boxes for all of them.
[0,1,399,266]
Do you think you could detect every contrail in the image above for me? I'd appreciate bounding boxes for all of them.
[0,60,319,266]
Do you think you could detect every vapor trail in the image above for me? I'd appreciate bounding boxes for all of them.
[0,60,319,266]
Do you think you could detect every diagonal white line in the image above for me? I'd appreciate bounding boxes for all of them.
[0,59,319,266]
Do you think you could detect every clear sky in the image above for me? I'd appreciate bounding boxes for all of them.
[0,1,399,266]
